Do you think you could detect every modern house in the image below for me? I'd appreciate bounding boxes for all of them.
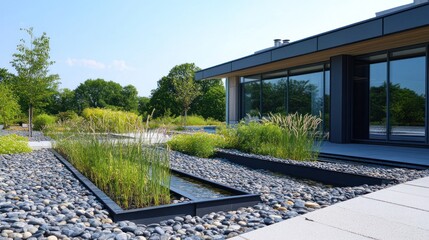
[196,1,429,148]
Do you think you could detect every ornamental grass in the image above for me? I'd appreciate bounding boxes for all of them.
[49,111,171,209]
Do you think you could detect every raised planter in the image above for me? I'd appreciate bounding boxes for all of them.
[215,150,395,187]
[50,149,260,224]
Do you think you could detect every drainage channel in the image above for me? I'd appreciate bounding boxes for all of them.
[170,172,234,200]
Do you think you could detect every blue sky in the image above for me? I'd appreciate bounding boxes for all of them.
[1,0,411,97]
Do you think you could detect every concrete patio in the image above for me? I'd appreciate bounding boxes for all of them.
[231,176,429,240]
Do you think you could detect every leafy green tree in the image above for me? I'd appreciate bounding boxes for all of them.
[170,63,201,125]
[137,96,150,118]
[0,68,15,83]
[9,28,59,136]
[120,85,139,112]
[149,76,180,118]
[0,84,21,128]
[192,80,225,121]
[149,63,226,122]
[45,88,78,114]
[74,79,122,111]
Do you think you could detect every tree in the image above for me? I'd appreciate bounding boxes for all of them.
[74,79,139,113]
[45,88,78,114]
[74,79,122,112]
[137,96,150,118]
[0,84,20,128]
[9,28,59,136]
[0,68,15,83]
[192,79,225,121]
[169,63,201,125]
[120,85,139,112]
[149,76,180,118]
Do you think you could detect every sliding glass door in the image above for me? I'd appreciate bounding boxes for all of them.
[354,46,427,143]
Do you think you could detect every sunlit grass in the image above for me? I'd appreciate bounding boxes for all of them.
[0,134,32,154]
[218,112,325,161]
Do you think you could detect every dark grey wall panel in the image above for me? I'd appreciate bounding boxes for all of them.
[271,38,318,61]
[384,4,429,34]
[318,19,383,50]
[231,52,271,71]
[330,55,353,143]
[195,71,203,80]
[202,63,232,79]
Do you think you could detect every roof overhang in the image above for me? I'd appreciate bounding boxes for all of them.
[196,2,429,80]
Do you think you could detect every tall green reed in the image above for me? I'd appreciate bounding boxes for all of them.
[49,114,171,209]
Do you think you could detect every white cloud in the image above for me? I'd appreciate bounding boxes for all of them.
[110,60,133,71]
[66,58,133,71]
[66,58,106,69]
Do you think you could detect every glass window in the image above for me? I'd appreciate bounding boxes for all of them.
[241,75,261,83]
[369,62,388,139]
[288,72,324,116]
[389,56,426,139]
[262,77,287,115]
[324,70,330,134]
[242,81,261,117]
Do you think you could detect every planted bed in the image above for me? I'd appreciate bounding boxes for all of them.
[50,149,260,224]
[215,149,395,187]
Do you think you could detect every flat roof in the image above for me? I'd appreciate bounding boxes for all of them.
[196,2,429,80]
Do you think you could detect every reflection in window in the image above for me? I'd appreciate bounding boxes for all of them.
[389,56,426,139]
[288,72,323,116]
[262,77,287,115]
[324,70,330,134]
[242,80,261,117]
[369,62,387,139]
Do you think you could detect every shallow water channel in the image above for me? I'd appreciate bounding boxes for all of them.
[170,172,234,200]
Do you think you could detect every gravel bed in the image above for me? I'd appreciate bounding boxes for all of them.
[0,130,52,142]
[216,148,429,183]
[1,149,428,240]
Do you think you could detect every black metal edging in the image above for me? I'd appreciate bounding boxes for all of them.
[318,153,428,170]
[49,149,260,224]
[215,150,395,187]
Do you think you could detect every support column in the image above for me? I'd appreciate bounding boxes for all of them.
[226,76,240,125]
[330,55,354,143]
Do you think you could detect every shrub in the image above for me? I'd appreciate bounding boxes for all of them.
[0,134,32,154]
[168,132,226,158]
[0,84,20,128]
[82,108,142,133]
[216,125,239,149]
[218,113,324,161]
[57,111,79,121]
[33,114,57,131]
[148,114,222,129]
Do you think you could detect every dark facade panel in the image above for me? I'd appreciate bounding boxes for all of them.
[202,63,232,79]
[318,19,383,50]
[231,51,271,71]
[384,4,429,34]
[330,55,353,143]
[195,71,203,80]
[271,38,318,61]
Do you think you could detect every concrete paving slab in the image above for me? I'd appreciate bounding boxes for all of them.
[333,196,429,230]
[230,216,372,240]
[405,177,429,188]
[306,205,429,240]
[387,184,429,198]
[363,188,429,211]
[28,141,52,150]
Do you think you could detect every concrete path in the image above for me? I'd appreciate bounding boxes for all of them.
[231,176,429,240]
[320,142,429,168]
[28,141,52,150]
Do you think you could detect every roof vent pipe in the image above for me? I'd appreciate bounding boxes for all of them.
[274,39,282,47]
[282,39,290,45]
